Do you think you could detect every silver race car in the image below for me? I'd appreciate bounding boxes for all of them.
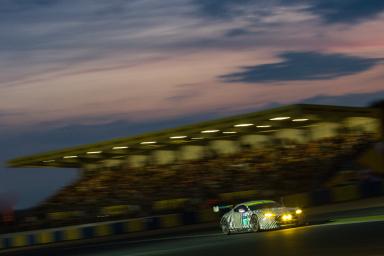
[214,200,305,235]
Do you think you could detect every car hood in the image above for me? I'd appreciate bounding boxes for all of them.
[253,207,297,215]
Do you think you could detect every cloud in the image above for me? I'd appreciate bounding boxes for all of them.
[224,28,255,37]
[220,51,383,83]
[193,0,255,19]
[305,0,384,24]
[193,0,384,25]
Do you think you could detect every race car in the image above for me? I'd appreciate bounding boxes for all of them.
[213,200,305,234]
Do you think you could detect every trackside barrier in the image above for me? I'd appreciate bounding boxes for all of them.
[0,212,218,250]
[1,181,382,250]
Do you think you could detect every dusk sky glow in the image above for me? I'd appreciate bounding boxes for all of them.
[1,0,384,209]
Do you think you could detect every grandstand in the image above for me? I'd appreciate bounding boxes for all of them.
[6,104,384,228]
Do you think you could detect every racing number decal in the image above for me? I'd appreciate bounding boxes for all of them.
[241,213,250,227]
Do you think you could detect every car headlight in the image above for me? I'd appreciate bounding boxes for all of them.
[295,209,302,215]
[282,214,292,221]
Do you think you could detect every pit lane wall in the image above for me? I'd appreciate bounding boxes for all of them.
[1,180,383,250]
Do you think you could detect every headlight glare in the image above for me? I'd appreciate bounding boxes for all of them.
[282,214,292,221]
[295,209,302,215]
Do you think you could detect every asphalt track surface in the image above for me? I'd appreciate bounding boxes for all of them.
[4,207,384,256]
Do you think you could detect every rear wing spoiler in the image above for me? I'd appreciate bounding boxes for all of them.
[213,204,233,213]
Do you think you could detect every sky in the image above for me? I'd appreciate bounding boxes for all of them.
[0,0,384,209]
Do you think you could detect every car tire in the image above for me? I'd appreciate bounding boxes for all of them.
[250,215,260,232]
[221,220,231,235]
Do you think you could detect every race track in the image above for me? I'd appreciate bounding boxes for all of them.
[3,208,384,256]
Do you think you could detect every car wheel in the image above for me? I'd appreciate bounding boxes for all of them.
[250,215,260,232]
[221,220,231,235]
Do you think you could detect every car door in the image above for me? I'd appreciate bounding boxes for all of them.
[232,205,248,230]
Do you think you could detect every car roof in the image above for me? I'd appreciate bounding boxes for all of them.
[242,200,277,207]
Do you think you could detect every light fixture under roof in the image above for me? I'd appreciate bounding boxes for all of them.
[201,129,220,133]
[86,151,102,154]
[42,160,55,163]
[292,118,309,122]
[140,141,157,145]
[269,116,290,121]
[63,155,78,159]
[234,123,254,127]
[112,146,129,150]
[223,131,237,134]
[191,137,204,140]
[257,125,271,128]
[170,135,187,139]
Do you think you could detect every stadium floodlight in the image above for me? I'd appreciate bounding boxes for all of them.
[234,123,254,127]
[292,118,309,122]
[170,135,187,139]
[140,141,157,145]
[201,129,220,133]
[257,125,271,128]
[63,155,78,159]
[42,160,55,163]
[112,146,129,150]
[222,131,237,134]
[269,116,290,121]
[86,151,102,154]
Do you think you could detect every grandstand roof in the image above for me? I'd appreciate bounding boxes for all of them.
[7,104,379,168]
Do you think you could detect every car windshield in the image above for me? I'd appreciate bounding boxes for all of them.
[248,202,280,211]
